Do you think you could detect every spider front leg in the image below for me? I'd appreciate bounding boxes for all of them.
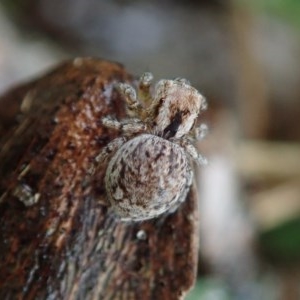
[102,116,147,136]
[117,83,143,117]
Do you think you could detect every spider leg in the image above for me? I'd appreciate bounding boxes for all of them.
[179,138,208,165]
[95,137,126,163]
[102,116,123,131]
[200,96,208,111]
[186,143,207,165]
[138,72,154,105]
[102,116,147,135]
[117,83,143,117]
[121,119,147,135]
[194,123,208,141]
[174,77,191,85]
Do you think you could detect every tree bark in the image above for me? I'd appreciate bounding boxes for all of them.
[0,58,198,300]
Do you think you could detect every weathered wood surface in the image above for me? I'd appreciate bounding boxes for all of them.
[0,58,198,300]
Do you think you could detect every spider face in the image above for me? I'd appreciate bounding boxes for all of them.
[97,73,207,221]
[151,79,202,139]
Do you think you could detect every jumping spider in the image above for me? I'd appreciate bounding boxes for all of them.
[97,73,207,221]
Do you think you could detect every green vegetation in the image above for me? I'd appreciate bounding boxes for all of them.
[187,278,231,300]
[260,217,300,264]
[237,0,300,28]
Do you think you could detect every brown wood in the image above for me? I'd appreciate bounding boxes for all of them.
[0,58,198,300]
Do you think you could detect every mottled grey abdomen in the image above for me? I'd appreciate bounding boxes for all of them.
[105,134,193,221]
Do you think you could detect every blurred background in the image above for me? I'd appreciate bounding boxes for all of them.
[0,0,300,299]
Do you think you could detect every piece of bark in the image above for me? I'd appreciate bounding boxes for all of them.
[0,58,198,300]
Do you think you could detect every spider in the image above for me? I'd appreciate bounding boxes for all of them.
[96,73,207,221]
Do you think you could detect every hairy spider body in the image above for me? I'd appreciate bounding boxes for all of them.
[97,73,207,221]
[105,134,192,221]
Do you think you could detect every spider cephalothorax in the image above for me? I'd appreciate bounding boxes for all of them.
[96,73,207,221]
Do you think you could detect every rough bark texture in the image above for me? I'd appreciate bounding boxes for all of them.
[0,58,198,300]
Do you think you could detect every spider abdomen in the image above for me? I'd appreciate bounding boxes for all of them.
[105,134,192,221]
